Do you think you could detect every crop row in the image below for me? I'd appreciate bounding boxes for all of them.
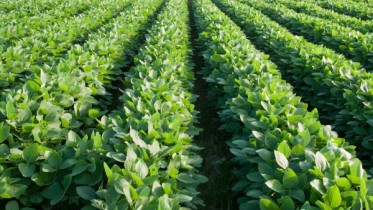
[0,0,130,90]
[0,0,66,17]
[195,0,372,209]
[241,0,373,72]
[0,0,164,208]
[226,0,373,175]
[274,0,373,34]
[309,0,373,20]
[91,0,206,208]
[0,0,94,46]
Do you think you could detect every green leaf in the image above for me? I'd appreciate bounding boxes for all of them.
[340,191,358,208]
[301,202,320,210]
[291,144,305,156]
[299,129,310,147]
[46,150,62,169]
[60,159,77,169]
[289,189,305,202]
[45,110,59,122]
[280,196,295,210]
[40,182,64,205]
[246,189,263,198]
[23,143,40,163]
[76,186,96,200]
[158,194,172,210]
[18,163,35,177]
[265,180,284,193]
[134,160,148,178]
[283,169,298,189]
[88,109,100,119]
[103,162,113,181]
[139,186,151,197]
[247,172,264,182]
[72,160,90,176]
[350,159,363,177]
[6,200,19,210]
[325,185,341,208]
[40,70,49,85]
[6,101,17,119]
[277,141,291,158]
[315,201,332,210]
[114,178,132,205]
[274,150,288,169]
[258,163,274,179]
[0,125,10,143]
[260,198,280,210]
[335,178,351,191]
[130,128,147,148]
[252,130,264,141]
[310,179,326,194]
[62,174,72,190]
[257,149,273,162]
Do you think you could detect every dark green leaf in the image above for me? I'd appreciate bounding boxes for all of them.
[283,169,298,189]
[18,163,35,177]
[6,200,19,210]
[23,144,39,163]
[76,186,96,200]
[0,125,10,143]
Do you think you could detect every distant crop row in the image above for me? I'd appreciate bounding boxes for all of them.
[243,0,373,72]
[0,0,94,47]
[308,0,373,20]
[273,0,373,34]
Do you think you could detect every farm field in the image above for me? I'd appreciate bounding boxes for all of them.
[0,0,372,209]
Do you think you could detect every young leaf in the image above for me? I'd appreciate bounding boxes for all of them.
[277,141,291,158]
[335,178,351,191]
[325,185,342,208]
[260,198,280,210]
[6,101,17,119]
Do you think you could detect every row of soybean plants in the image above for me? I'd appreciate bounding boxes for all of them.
[354,0,373,4]
[0,0,167,208]
[240,0,373,72]
[0,0,129,88]
[0,0,66,16]
[308,0,373,20]
[216,0,373,176]
[273,0,373,34]
[91,0,206,208]
[0,0,95,45]
[194,0,372,209]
